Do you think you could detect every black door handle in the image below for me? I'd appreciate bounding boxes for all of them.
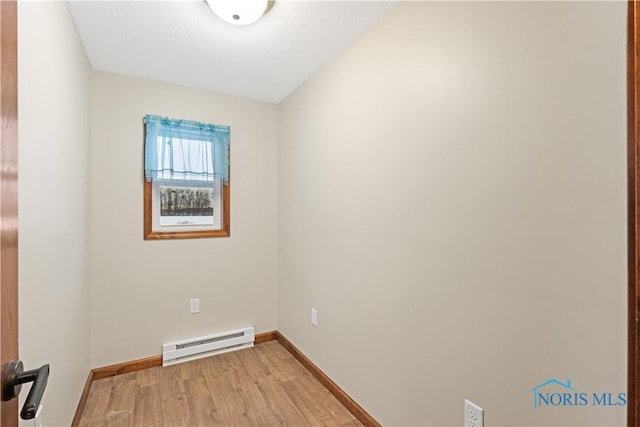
[2,360,50,420]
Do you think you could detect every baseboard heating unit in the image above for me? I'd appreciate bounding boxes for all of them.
[162,326,255,367]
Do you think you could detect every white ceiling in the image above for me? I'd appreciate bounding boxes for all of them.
[67,1,399,103]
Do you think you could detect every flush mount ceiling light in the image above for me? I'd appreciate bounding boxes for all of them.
[207,0,269,26]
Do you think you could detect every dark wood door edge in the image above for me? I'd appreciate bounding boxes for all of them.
[629,2,639,426]
[0,1,19,426]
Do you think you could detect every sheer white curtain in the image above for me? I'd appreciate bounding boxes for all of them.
[144,114,230,183]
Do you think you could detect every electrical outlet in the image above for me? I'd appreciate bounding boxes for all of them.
[311,308,318,327]
[464,399,483,427]
[190,298,200,314]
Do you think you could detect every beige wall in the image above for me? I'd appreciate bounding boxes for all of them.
[14,2,628,425]
[278,2,627,426]
[90,72,278,367]
[18,2,92,426]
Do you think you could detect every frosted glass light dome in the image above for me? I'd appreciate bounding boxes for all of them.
[207,0,269,26]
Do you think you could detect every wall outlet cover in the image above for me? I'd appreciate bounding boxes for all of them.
[464,399,483,427]
[190,298,200,314]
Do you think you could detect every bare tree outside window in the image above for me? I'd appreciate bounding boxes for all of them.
[159,186,214,226]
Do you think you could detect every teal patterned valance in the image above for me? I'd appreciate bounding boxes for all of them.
[144,114,230,183]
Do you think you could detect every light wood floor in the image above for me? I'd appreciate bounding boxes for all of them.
[78,341,362,426]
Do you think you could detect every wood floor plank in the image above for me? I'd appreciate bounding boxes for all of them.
[239,345,271,379]
[103,375,137,427]
[132,384,163,427]
[255,374,309,426]
[184,376,220,426]
[159,365,192,427]
[135,366,159,388]
[282,376,334,426]
[78,379,110,426]
[254,343,299,383]
[206,370,249,421]
[78,341,362,427]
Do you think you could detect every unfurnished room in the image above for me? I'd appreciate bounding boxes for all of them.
[0,0,635,426]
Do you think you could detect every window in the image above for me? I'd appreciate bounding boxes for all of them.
[143,114,230,239]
